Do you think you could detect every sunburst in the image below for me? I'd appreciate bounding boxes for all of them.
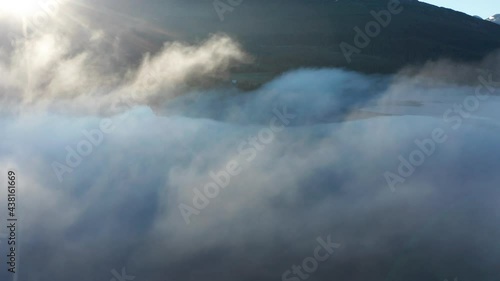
[0,0,41,18]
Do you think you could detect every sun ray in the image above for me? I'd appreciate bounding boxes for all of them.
[0,0,40,18]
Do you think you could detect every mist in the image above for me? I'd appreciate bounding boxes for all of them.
[1,5,500,281]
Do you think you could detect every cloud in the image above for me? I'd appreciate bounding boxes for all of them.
[1,61,500,281]
[1,8,500,281]
[0,25,249,115]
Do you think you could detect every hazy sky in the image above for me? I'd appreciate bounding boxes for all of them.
[423,0,498,18]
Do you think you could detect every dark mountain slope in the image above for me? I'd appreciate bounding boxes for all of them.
[128,0,500,87]
[207,0,500,70]
[44,0,500,87]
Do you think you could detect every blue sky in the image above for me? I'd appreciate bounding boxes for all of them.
[423,0,498,18]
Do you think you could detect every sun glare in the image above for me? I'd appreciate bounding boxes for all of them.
[0,0,39,18]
